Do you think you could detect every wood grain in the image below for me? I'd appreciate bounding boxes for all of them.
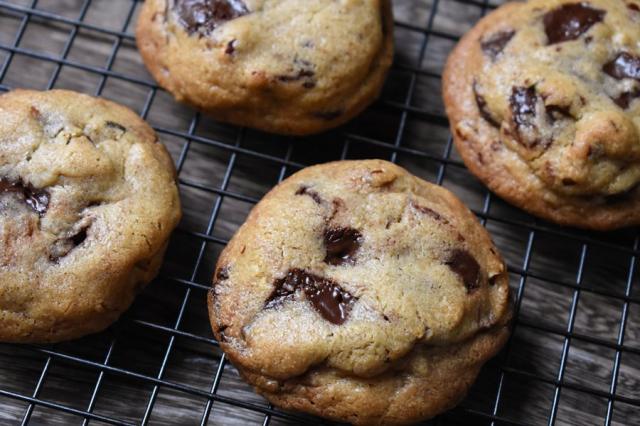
[0,0,638,425]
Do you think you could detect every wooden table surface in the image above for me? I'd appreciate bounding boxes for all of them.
[0,0,638,425]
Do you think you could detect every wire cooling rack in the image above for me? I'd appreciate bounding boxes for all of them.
[0,0,638,425]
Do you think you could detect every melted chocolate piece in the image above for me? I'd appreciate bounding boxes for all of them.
[174,0,249,36]
[412,203,450,225]
[611,89,640,109]
[324,228,362,266]
[0,178,50,216]
[480,30,515,60]
[225,39,237,55]
[543,3,605,45]
[612,89,640,109]
[295,185,322,204]
[71,227,88,246]
[629,3,640,12]
[510,86,538,130]
[473,83,500,128]
[603,52,640,81]
[276,69,315,82]
[265,269,356,324]
[276,58,316,88]
[105,121,126,132]
[446,249,481,292]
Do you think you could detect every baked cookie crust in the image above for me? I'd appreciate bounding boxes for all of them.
[0,89,181,343]
[136,0,394,135]
[208,160,511,425]
[444,0,640,230]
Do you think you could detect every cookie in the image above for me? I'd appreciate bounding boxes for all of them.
[0,89,181,343]
[208,160,511,425]
[443,0,640,230]
[135,0,394,135]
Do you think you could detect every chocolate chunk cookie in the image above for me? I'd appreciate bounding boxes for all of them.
[135,0,393,135]
[208,160,511,425]
[0,89,181,343]
[443,0,640,230]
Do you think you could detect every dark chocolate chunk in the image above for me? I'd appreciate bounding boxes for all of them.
[174,0,249,36]
[543,3,605,45]
[480,30,515,60]
[105,121,126,132]
[295,185,322,204]
[225,39,237,55]
[510,86,538,130]
[324,227,362,266]
[411,203,450,225]
[276,69,315,82]
[603,52,640,80]
[612,89,640,109]
[70,227,88,247]
[0,178,50,217]
[473,82,500,128]
[265,269,356,324]
[446,249,482,292]
[629,3,640,12]
[276,57,316,88]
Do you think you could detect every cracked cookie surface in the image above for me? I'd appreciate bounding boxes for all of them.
[0,89,181,343]
[444,0,640,229]
[208,160,511,425]
[135,0,394,135]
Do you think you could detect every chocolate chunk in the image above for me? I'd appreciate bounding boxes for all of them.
[629,3,640,12]
[276,57,316,88]
[473,82,500,128]
[612,89,640,109]
[276,69,315,82]
[71,227,88,246]
[480,30,515,60]
[411,203,450,225]
[0,178,50,217]
[105,121,126,132]
[295,185,322,204]
[324,228,362,266]
[174,0,249,36]
[510,86,538,130]
[446,249,482,292]
[225,39,237,55]
[603,52,640,80]
[265,269,356,324]
[543,3,605,45]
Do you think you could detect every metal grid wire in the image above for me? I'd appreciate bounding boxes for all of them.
[0,0,638,425]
